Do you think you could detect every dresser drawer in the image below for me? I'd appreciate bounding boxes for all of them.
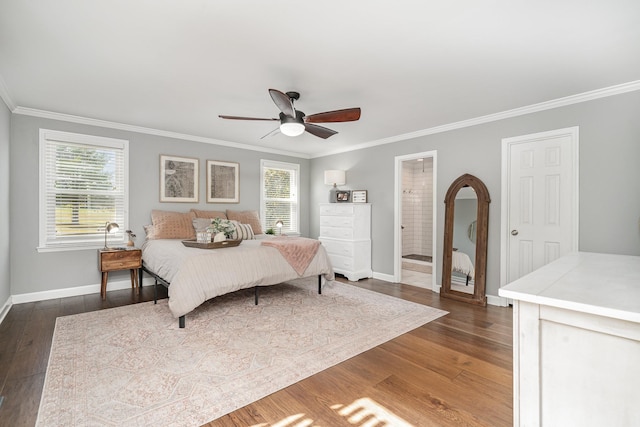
[320,239,354,257]
[99,250,142,272]
[319,204,355,216]
[328,254,354,271]
[320,215,354,228]
[319,226,354,240]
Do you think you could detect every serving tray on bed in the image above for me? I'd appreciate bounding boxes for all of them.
[181,239,242,249]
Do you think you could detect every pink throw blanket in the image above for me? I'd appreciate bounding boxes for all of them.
[261,237,321,276]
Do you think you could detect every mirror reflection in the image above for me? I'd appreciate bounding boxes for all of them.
[441,173,489,306]
[451,186,477,294]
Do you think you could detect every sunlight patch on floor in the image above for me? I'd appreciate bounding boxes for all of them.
[250,397,414,427]
[332,398,414,426]
[251,413,314,427]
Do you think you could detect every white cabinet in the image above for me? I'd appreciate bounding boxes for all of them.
[499,252,640,427]
[319,203,372,281]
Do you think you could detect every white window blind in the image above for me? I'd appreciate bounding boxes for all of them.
[39,129,129,251]
[260,160,299,234]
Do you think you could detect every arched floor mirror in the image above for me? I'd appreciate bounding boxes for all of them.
[441,173,490,306]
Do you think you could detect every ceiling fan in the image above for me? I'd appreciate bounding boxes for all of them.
[219,89,361,139]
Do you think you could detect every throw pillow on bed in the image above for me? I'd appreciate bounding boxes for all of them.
[149,210,196,240]
[190,209,227,219]
[192,217,213,233]
[230,220,255,240]
[226,210,263,235]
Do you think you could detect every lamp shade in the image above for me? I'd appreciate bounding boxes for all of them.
[104,222,120,249]
[324,170,346,186]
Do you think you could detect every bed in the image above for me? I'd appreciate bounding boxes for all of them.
[141,236,335,327]
[452,250,475,285]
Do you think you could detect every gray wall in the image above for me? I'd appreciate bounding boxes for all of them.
[7,90,640,299]
[9,115,310,295]
[0,101,10,307]
[311,91,640,299]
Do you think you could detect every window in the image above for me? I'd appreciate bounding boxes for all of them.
[39,129,129,251]
[260,160,299,235]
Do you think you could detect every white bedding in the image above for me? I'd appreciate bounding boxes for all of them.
[142,238,335,318]
[452,251,475,279]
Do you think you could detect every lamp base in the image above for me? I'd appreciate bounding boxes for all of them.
[329,187,339,203]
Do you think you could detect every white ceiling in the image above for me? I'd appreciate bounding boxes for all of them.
[1,0,639,158]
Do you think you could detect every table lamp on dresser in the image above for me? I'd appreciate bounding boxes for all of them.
[324,170,346,203]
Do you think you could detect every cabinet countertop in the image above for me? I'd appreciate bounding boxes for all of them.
[499,251,640,323]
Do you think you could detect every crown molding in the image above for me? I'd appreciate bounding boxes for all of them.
[0,74,16,111]
[313,79,640,158]
[12,107,311,159]
[9,79,640,160]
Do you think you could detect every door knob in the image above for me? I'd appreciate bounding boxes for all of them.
[511,229,519,236]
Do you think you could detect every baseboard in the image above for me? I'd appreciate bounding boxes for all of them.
[372,271,395,282]
[0,294,12,325]
[11,277,156,304]
[487,294,509,307]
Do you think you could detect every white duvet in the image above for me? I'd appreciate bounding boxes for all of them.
[142,238,335,318]
[452,251,475,279]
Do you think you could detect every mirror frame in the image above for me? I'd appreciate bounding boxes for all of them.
[441,173,490,306]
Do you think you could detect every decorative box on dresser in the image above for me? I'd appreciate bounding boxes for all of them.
[319,203,372,281]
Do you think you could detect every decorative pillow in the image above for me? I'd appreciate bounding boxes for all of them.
[143,224,156,239]
[192,218,213,233]
[149,210,196,240]
[191,209,227,220]
[226,210,263,235]
[230,220,255,240]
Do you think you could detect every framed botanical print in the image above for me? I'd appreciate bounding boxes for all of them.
[160,155,199,203]
[207,160,240,203]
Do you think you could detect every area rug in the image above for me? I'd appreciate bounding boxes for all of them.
[36,279,447,426]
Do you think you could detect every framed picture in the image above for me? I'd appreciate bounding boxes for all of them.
[351,190,368,203]
[336,190,351,202]
[160,155,199,203]
[207,160,240,203]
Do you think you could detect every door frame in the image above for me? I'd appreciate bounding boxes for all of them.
[394,150,438,292]
[500,127,579,300]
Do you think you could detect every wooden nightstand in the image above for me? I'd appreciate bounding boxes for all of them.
[98,248,142,300]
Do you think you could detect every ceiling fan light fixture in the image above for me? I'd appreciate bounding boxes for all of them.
[280,121,305,137]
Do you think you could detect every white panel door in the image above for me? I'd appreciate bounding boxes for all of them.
[506,129,578,283]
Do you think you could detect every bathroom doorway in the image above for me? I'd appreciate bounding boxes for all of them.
[394,151,437,291]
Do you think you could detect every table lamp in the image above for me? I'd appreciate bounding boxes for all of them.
[324,170,346,203]
[104,222,119,249]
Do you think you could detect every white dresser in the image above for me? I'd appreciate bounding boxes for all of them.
[499,252,640,426]
[319,203,372,281]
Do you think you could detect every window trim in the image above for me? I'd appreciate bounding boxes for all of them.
[260,159,300,235]
[38,129,130,252]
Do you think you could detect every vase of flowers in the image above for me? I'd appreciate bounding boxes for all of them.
[206,218,236,241]
[125,230,136,247]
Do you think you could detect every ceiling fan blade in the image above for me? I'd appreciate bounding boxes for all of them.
[269,89,295,117]
[304,123,338,139]
[304,107,361,123]
[219,115,278,121]
[260,127,281,139]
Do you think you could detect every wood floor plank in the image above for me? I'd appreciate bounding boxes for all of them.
[0,277,514,427]
[0,373,45,427]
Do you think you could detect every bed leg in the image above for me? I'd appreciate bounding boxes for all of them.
[466,275,470,286]
[139,267,143,288]
[318,275,322,294]
[179,316,185,328]
[154,279,158,304]
[254,286,259,305]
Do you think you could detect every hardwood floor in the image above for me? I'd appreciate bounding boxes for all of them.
[0,278,513,427]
